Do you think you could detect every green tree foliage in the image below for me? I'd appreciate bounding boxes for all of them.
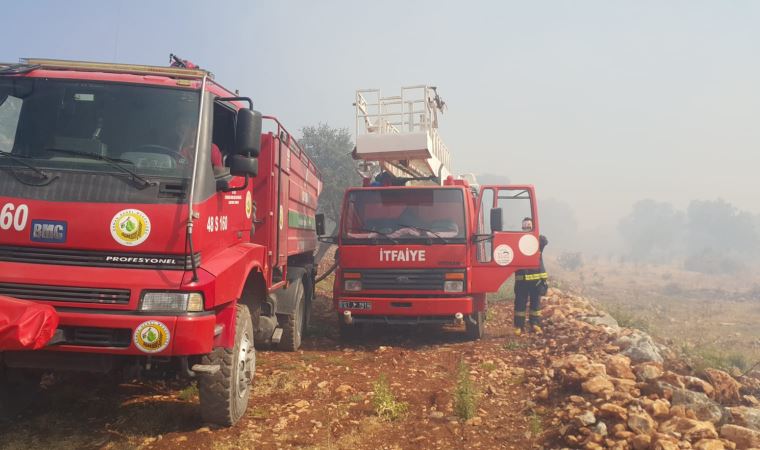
[299,124,360,227]
[618,198,760,272]
[618,199,685,262]
[681,199,759,273]
[685,199,758,256]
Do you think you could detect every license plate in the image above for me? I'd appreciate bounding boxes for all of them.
[339,301,372,310]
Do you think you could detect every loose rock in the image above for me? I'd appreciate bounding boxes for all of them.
[660,416,719,441]
[631,434,652,450]
[583,376,615,396]
[727,407,760,432]
[671,387,726,424]
[720,424,760,449]
[616,330,664,364]
[628,406,656,435]
[634,362,664,382]
[705,370,742,404]
[694,439,727,450]
[605,354,636,380]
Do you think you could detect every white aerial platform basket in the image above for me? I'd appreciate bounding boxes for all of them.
[354,85,452,184]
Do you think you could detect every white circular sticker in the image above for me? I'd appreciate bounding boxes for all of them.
[245,191,253,219]
[110,209,151,247]
[133,320,171,353]
[519,234,540,256]
[493,244,514,266]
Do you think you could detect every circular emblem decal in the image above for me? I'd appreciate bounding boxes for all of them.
[245,191,253,219]
[519,234,540,256]
[133,320,170,353]
[493,244,514,266]
[110,209,151,246]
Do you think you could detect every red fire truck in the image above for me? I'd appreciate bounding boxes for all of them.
[321,86,541,340]
[0,57,322,425]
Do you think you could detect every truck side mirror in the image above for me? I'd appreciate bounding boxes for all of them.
[315,213,326,236]
[490,208,503,232]
[236,109,262,157]
[227,154,258,177]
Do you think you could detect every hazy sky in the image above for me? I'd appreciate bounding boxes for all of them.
[2,1,759,229]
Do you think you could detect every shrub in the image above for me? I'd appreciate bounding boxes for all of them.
[453,361,479,420]
[557,252,583,271]
[371,375,407,421]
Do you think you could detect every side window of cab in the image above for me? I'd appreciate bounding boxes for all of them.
[211,101,236,175]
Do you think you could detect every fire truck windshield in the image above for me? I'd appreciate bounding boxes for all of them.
[343,188,466,244]
[0,78,200,180]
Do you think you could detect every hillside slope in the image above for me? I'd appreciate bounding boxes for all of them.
[2,288,760,449]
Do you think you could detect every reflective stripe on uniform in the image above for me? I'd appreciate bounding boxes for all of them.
[529,310,542,317]
[516,272,548,281]
[514,311,527,317]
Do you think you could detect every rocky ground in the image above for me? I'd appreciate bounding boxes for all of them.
[2,287,760,450]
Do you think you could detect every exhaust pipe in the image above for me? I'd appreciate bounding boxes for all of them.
[454,312,464,325]
[343,310,353,325]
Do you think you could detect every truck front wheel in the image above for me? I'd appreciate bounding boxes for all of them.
[465,310,485,340]
[199,304,255,426]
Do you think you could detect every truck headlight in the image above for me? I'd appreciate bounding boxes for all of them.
[444,281,464,293]
[344,280,362,292]
[140,292,204,312]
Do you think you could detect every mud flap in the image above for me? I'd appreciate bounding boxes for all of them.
[275,267,308,315]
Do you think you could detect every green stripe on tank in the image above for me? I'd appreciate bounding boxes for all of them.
[288,210,316,230]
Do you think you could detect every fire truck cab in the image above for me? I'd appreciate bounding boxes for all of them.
[323,86,542,339]
[0,58,322,425]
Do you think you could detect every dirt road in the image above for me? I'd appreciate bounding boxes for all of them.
[1,292,567,450]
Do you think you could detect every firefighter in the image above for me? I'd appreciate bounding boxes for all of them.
[174,119,224,170]
[513,217,548,336]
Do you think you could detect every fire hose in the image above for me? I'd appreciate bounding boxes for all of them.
[315,260,337,283]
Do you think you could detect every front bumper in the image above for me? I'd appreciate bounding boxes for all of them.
[0,260,219,356]
[336,295,474,322]
[45,309,217,356]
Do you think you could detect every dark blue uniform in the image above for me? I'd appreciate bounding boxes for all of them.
[514,235,548,329]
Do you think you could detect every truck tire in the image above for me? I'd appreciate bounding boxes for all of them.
[278,278,306,351]
[466,310,485,340]
[198,304,255,426]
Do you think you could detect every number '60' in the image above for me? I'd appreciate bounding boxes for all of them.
[0,203,29,231]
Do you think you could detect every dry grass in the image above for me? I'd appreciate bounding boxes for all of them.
[252,371,297,396]
[548,256,760,374]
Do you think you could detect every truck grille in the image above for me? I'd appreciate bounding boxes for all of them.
[358,269,460,291]
[0,245,199,270]
[0,283,131,305]
[59,326,131,347]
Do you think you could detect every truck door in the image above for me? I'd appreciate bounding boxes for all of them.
[470,185,542,293]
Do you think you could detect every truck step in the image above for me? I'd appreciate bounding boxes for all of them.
[191,364,220,375]
[271,328,283,344]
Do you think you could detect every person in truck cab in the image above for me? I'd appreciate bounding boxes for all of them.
[175,120,224,170]
[513,217,549,336]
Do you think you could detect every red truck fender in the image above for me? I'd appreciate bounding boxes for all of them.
[197,244,267,349]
